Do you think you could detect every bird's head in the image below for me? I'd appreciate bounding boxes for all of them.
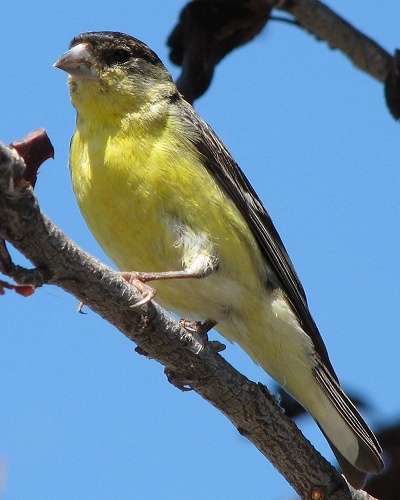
[54,31,177,120]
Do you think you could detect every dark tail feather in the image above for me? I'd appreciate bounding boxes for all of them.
[313,361,384,487]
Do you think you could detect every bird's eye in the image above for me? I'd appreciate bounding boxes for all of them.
[110,49,130,64]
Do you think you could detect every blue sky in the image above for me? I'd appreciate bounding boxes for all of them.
[1,1,399,498]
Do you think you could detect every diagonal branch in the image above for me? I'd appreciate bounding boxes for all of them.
[0,137,377,499]
[277,0,391,82]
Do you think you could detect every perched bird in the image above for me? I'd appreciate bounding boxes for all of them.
[54,31,383,487]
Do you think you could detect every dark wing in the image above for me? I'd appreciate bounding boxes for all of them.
[177,98,337,378]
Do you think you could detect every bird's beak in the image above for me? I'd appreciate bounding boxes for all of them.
[54,43,98,80]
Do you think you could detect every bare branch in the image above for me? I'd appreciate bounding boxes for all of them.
[277,0,392,82]
[0,137,379,499]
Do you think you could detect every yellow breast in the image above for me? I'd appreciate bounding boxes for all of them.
[70,106,263,281]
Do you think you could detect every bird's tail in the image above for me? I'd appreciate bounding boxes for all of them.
[312,362,384,488]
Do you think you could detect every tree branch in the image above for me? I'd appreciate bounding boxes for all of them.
[0,136,379,499]
[276,0,391,82]
[168,0,393,102]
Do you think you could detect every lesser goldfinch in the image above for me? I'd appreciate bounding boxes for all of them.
[54,31,383,487]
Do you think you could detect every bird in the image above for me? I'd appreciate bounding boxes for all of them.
[54,31,383,488]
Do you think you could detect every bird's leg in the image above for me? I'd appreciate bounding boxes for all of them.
[122,256,217,308]
[121,269,210,308]
[121,267,213,283]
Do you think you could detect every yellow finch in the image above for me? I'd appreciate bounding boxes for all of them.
[54,31,383,487]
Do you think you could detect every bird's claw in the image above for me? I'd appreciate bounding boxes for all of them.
[121,272,157,308]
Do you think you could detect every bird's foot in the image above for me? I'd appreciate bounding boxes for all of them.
[179,318,217,342]
[121,271,157,308]
[179,318,225,353]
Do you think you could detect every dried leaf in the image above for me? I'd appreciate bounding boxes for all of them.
[168,0,272,102]
[10,129,54,188]
[0,279,35,297]
[13,284,35,296]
